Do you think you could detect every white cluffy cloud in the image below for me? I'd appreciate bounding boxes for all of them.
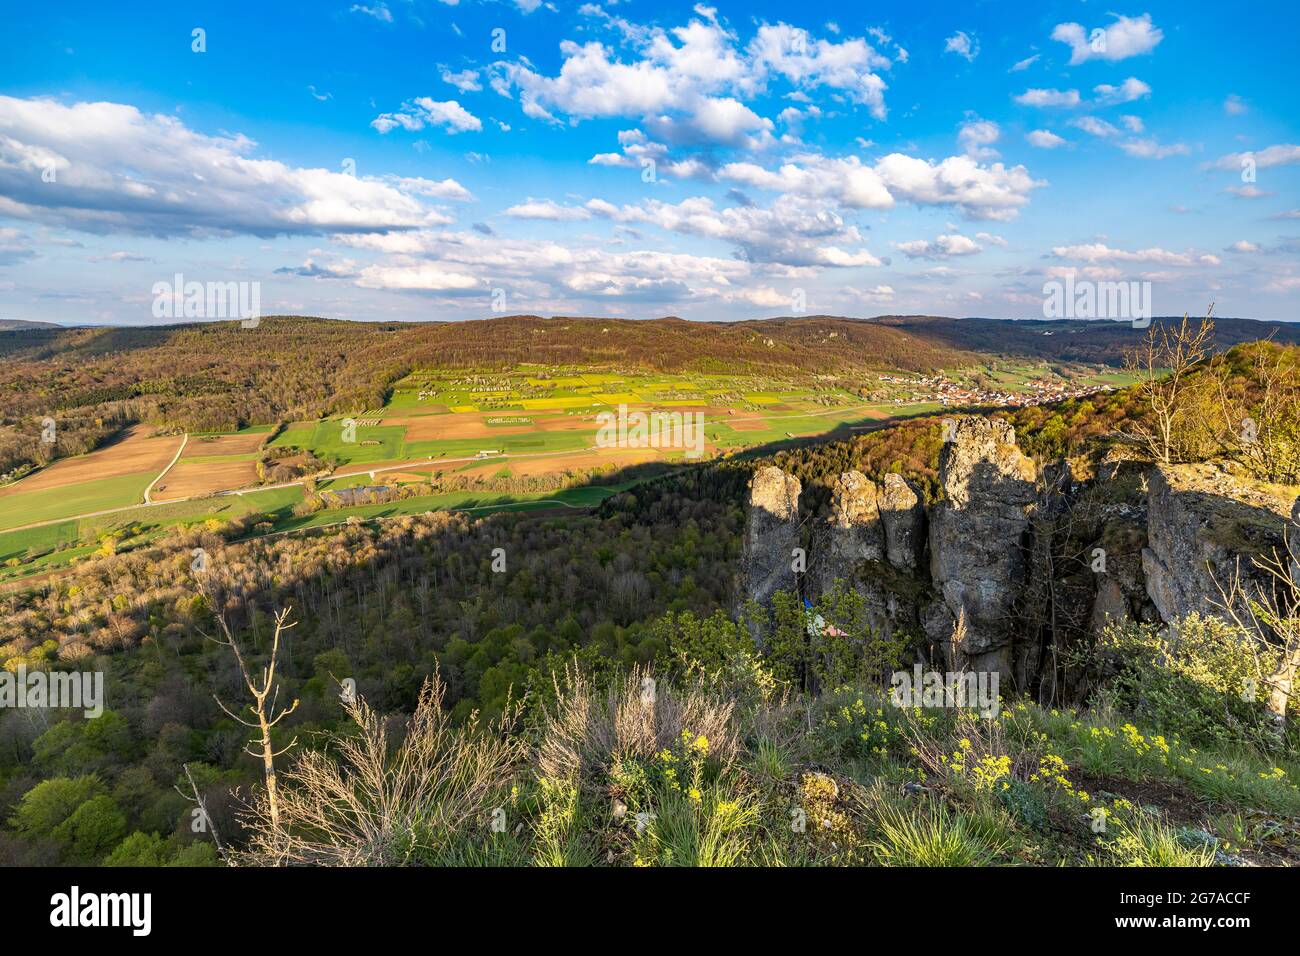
[1120,138,1189,159]
[1051,14,1163,65]
[1050,243,1215,267]
[944,32,979,62]
[492,16,896,138]
[588,129,716,180]
[1019,79,1150,110]
[334,227,766,304]
[0,95,465,237]
[958,118,1000,159]
[440,68,482,93]
[372,98,483,134]
[1026,129,1067,149]
[1071,117,1121,138]
[717,150,1044,221]
[1207,144,1300,171]
[349,3,393,24]
[504,199,593,221]
[1093,77,1151,106]
[1014,88,1081,108]
[894,233,984,260]
[584,194,883,268]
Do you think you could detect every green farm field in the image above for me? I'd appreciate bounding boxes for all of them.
[0,361,1121,585]
[0,471,156,532]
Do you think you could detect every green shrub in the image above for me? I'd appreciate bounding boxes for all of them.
[999,779,1050,832]
[748,583,907,694]
[10,775,103,840]
[1094,614,1287,752]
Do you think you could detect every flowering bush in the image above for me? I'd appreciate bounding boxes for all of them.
[1093,615,1289,752]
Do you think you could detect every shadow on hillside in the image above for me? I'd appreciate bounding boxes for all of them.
[225,404,952,545]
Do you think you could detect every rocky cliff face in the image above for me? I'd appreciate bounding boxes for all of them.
[1142,463,1295,625]
[737,465,802,612]
[736,416,1299,692]
[925,418,1038,677]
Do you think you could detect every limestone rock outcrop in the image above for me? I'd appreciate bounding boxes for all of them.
[1292,498,1300,586]
[1142,464,1294,626]
[926,418,1038,676]
[737,466,802,611]
[810,471,884,589]
[879,473,926,571]
[1087,530,1154,634]
[733,416,1298,695]
[799,470,925,644]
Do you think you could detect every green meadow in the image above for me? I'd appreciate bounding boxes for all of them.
[0,519,80,562]
[0,471,156,532]
[269,422,407,463]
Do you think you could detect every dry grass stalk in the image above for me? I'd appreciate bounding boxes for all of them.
[239,674,525,865]
[536,664,739,786]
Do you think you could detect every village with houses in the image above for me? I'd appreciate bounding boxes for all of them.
[875,369,1121,408]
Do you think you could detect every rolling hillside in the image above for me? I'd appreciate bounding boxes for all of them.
[0,313,1295,478]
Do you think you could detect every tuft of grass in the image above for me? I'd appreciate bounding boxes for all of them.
[536,664,739,785]
[864,795,1012,867]
[434,831,532,867]
[531,777,596,867]
[636,782,762,867]
[746,736,792,790]
[1098,812,1216,867]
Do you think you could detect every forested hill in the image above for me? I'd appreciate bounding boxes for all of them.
[869,314,1300,364]
[0,313,975,382]
[1,313,1296,438]
[4,313,1296,376]
[0,313,979,440]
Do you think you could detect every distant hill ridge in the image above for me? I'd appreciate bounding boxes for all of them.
[4,312,1297,371]
[0,319,61,331]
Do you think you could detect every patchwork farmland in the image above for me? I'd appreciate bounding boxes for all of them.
[0,361,1129,585]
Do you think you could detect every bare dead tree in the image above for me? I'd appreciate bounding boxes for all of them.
[1212,531,1300,735]
[207,607,299,835]
[1120,308,1216,464]
[174,762,229,863]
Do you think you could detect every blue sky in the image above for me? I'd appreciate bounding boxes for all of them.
[0,0,1297,325]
